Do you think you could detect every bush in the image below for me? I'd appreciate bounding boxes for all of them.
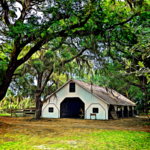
[143,123,150,126]
[139,112,150,116]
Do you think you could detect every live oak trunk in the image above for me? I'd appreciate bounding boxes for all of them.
[35,92,43,120]
[35,73,43,120]
[145,87,150,120]
[0,61,17,101]
[0,40,20,101]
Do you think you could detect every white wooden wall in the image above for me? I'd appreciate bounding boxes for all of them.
[42,81,108,120]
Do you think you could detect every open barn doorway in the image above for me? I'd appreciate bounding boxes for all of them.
[124,106,128,117]
[108,105,114,119]
[60,97,85,118]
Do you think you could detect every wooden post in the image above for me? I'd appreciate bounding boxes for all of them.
[114,105,118,117]
[122,106,124,117]
[127,106,130,117]
[23,109,26,117]
[10,100,12,117]
[114,106,117,111]
[132,106,134,117]
[108,105,110,119]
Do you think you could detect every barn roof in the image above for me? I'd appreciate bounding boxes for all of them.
[73,79,136,106]
[46,79,136,106]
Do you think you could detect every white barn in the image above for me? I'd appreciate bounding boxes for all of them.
[42,79,136,120]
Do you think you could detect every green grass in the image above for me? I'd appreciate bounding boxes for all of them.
[0,130,150,150]
[0,113,24,117]
[0,113,11,116]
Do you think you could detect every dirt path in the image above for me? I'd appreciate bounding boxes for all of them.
[4,122,150,132]
[1,116,150,132]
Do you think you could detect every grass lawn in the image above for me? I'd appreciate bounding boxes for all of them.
[0,123,150,150]
[0,113,23,117]
[0,113,11,117]
[0,113,29,117]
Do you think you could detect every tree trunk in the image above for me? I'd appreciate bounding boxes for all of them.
[0,38,22,101]
[10,100,12,117]
[0,69,15,101]
[35,72,43,120]
[145,87,150,120]
[0,55,19,101]
[35,93,43,120]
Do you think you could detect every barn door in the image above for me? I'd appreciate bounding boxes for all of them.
[60,97,84,118]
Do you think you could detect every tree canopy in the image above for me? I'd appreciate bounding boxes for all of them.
[0,0,150,119]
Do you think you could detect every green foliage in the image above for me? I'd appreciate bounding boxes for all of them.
[143,122,150,125]
[9,10,17,18]
[138,61,145,68]
[0,61,8,85]
[0,0,150,114]
[32,61,44,73]
[61,51,71,60]
[89,61,143,106]
[44,51,54,58]
[128,86,143,101]
[140,113,150,116]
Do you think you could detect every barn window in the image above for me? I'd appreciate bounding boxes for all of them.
[69,83,75,92]
[49,107,54,112]
[93,108,99,113]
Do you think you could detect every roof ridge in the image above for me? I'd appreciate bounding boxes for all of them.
[73,79,115,92]
[73,79,136,106]
[72,79,105,88]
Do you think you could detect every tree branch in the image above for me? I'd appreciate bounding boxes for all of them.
[40,47,87,94]
[63,48,87,64]
[41,68,53,94]
[17,39,46,67]
[105,12,139,30]
[17,5,93,67]
[0,0,10,26]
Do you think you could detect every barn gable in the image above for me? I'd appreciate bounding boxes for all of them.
[42,79,108,119]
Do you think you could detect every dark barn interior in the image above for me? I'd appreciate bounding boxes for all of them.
[60,97,84,118]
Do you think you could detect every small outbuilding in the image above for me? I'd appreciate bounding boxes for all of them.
[42,79,136,120]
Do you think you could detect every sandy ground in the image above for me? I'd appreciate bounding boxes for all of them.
[0,116,150,132]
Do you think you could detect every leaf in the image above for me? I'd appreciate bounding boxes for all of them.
[138,61,145,68]
[84,24,88,28]
[41,33,45,38]
[44,51,54,58]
